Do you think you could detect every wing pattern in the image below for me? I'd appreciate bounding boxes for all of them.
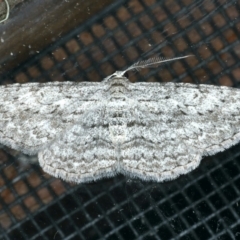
[0,82,102,154]
[0,77,240,183]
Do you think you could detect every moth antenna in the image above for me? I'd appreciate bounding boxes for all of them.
[125,55,193,73]
[105,55,193,79]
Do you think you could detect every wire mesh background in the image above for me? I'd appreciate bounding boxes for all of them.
[0,0,240,239]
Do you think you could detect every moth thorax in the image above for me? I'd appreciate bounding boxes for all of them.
[108,78,129,96]
[108,106,127,121]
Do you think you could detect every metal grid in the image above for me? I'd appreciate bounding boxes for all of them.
[1,0,240,239]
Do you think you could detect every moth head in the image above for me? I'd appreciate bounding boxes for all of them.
[103,71,130,84]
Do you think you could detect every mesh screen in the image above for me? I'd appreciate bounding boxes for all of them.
[1,0,240,239]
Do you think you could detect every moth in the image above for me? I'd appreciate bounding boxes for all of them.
[0,55,239,183]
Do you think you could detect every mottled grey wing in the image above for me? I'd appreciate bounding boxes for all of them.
[121,82,240,182]
[0,81,102,155]
[38,123,118,183]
